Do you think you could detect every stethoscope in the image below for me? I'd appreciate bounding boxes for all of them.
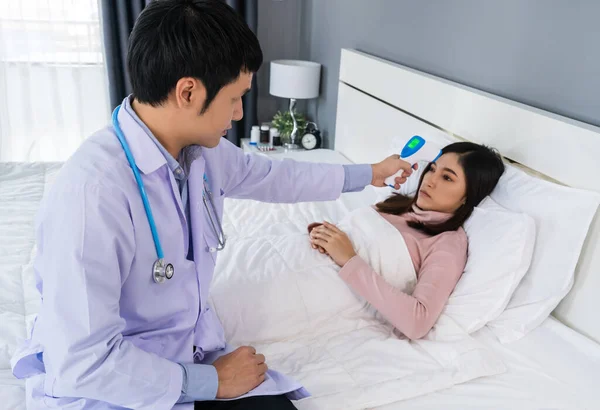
[112,105,226,284]
[202,173,227,252]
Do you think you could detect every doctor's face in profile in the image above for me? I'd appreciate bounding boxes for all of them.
[175,71,253,149]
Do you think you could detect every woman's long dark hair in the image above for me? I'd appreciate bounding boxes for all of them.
[376,142,505,235]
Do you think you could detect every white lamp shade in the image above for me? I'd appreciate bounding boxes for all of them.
[269,60,321,99]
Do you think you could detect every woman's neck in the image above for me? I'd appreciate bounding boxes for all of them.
[409,205,453,224]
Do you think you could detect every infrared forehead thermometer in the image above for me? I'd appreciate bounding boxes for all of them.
[384,135,443,188]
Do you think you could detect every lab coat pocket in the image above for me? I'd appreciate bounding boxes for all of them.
[134,335,166,357]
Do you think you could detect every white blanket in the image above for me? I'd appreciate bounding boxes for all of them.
[211,203,506,410]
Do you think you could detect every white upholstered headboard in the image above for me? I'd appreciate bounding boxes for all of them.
[333,48,600,343]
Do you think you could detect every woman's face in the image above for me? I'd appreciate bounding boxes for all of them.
[416,153,467,213]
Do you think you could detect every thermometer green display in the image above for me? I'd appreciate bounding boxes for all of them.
[385,136,443,188]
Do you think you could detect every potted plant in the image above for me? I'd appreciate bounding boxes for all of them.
[271,110,307,145]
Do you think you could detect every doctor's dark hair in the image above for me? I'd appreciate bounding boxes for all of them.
[127,0,263,113]
[376,142,505,235]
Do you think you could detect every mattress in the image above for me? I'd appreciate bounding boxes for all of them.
[1,151,599,410]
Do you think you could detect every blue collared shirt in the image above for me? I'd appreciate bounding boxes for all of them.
[124,97,372,402]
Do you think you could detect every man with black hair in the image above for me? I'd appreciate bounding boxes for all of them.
[10,1,412,409]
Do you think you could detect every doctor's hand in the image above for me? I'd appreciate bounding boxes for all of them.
[310,222,357,267]
[371,155,418,189]
[213,346,268,399]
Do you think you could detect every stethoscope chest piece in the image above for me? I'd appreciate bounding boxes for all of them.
[153,258,174,284]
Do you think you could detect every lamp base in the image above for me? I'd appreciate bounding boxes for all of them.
[284,98,301,152]
[284,143,301,151]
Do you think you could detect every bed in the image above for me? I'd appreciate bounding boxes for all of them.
[0,163,62,410]
[215,49,600,409]
[1,48,600,410]
[215,149,599,410]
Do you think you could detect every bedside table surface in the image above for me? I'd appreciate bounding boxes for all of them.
[241,138,301,155]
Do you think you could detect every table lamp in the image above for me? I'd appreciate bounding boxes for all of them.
[269,60,321,150]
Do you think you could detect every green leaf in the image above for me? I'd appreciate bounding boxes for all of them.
[271,110,307,142]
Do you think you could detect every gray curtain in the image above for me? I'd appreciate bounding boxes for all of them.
[101,0,150,109]
[101,0,259,147]
[224,0,259,146]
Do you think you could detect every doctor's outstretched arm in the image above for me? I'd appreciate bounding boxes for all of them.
[33,181,185,409]
[217,139,412,203]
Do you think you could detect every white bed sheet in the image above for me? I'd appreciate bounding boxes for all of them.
[1,150,600,410]
[0,162,62,410]
[375,317,600,410]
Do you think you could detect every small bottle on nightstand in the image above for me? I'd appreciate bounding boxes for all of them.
[250,125,260,145]
[270,127,281,146]
[259,125,270,144]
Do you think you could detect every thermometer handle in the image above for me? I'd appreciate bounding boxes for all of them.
[384,136,442,188]
[384,166,412,187]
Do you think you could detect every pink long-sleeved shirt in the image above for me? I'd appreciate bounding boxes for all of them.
[339,206,468,339]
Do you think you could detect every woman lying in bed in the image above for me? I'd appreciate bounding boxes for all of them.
[308,142,504,339]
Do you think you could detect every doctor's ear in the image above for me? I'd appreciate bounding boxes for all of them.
[174,77,207,109]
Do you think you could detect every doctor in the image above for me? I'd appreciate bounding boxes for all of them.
[11,1,413,409]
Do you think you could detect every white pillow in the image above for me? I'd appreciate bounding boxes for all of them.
[444,197,536,333]
[486,164,600,343]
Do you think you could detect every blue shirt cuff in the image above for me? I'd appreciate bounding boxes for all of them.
[342,164,373,193]
[177,363,219,403]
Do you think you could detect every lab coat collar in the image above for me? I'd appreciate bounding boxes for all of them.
[116,96,167,175]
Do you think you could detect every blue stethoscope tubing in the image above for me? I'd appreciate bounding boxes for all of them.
[112,105,164,259]
[112,105,175,284]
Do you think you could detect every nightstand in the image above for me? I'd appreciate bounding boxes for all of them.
[241,138,302,156]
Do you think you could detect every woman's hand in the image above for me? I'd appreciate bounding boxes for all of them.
[309,222,357,267]
[307,222,326,254]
